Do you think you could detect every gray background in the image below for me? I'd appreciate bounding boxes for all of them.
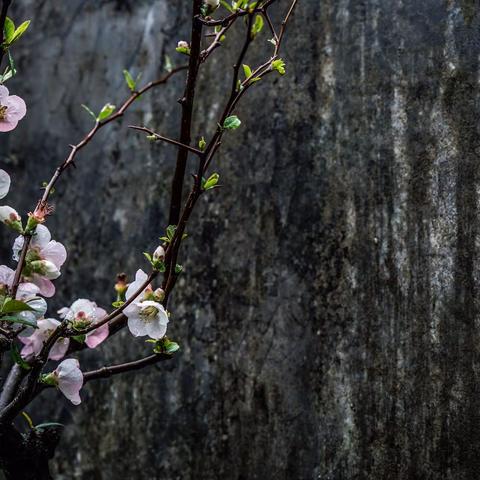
[1,0,480,478]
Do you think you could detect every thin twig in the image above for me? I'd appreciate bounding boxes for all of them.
[128,126,204,156]
[8,66,187,301]
[82,353,172,383]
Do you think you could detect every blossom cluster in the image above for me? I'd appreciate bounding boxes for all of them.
[0,164,171,404]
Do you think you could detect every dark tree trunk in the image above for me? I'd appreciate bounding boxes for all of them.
[2,0,480,479]
[0,423,61,479]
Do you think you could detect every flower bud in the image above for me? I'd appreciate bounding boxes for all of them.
[176,41,191,56]
[202,0,220,15]
[0,206,22,232]
[30,259,61,279]
[153,246,165,262]
[26,202,54,233]
[153,288,165,302]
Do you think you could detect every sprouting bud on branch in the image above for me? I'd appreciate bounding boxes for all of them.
[176,41,191,56]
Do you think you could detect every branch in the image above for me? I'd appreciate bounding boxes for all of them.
[82,353,172,383]
[0,0,12,68]
[8,65,187,301]
[168,0,204,226]
[128,126,204,156]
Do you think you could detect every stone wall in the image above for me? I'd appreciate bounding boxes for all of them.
[1,0,480,478]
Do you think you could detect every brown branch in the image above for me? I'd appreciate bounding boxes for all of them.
[82,353,172,383]
[128,126,204,156]
[0,0,299,420]
[8,65,187,301]
[168,0,204,226]
[196,0,278,26]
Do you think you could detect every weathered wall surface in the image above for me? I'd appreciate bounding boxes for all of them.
[1,0,480,478]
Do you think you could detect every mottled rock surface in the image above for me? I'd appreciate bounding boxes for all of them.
[1,0,480,478]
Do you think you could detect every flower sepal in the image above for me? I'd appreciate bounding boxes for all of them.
[146,336,180,355]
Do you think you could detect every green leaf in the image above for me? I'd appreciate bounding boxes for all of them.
[251,14,264,38]
[220,0,234,12]
[204,172,220,190]
[242,64,252,79]
[223,115,242,130]
[4,17,15,44]
[10,344,31,370]
[10,20,30,44]
[176,45,190,56]
[175,264,183,274]
[165,341,180,354]
[123,69,136,91]
[112,300,125,308]
[7,49,16,76]
[166,225,176,241]
[2,299,36,314]
[97,103,116,121]
[198,136,207,151]
[143,252,153,263]
[81,104,97,121]
[1,315,37,328]
[164,55,173,73]
[272,58,286,75]
[72,334,86,343]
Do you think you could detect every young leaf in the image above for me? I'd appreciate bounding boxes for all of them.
[10,344,31,370]
[166,225,177,241]
[4,17,15,44]
[10,20,31,44]
[81,104,97,121]
[1,315,37,328]
[164,55,173,73]
[242,64,252,79]
[165,341,180,354]
[272,59,286,75]
[220,0,234,12]
[251,14,264,38]
[223,115,242,130]
[2,299,36,314]
[204,172,220,190]
[97,103,116,121]
[123,69,136,91]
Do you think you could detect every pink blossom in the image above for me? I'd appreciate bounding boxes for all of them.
[13,224,67,297]
[0,169,10,199]
[0,265,47,325]
[20,318,69,360]
[124,269,169,339]
[58,298,109,348]
[51,358,83,405]
[0,85,26,132]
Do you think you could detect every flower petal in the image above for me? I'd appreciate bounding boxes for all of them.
[49,338,70,361]
[127,315,148,337]
[0,169,10,199]
[32,225,51,248]
[145,319,167,340]
[32,275,55,297]
[126,269,149,299]
[4,95,27,122]
[85,323,109,348]
[57,359,83,405]
[42,241,67,268]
